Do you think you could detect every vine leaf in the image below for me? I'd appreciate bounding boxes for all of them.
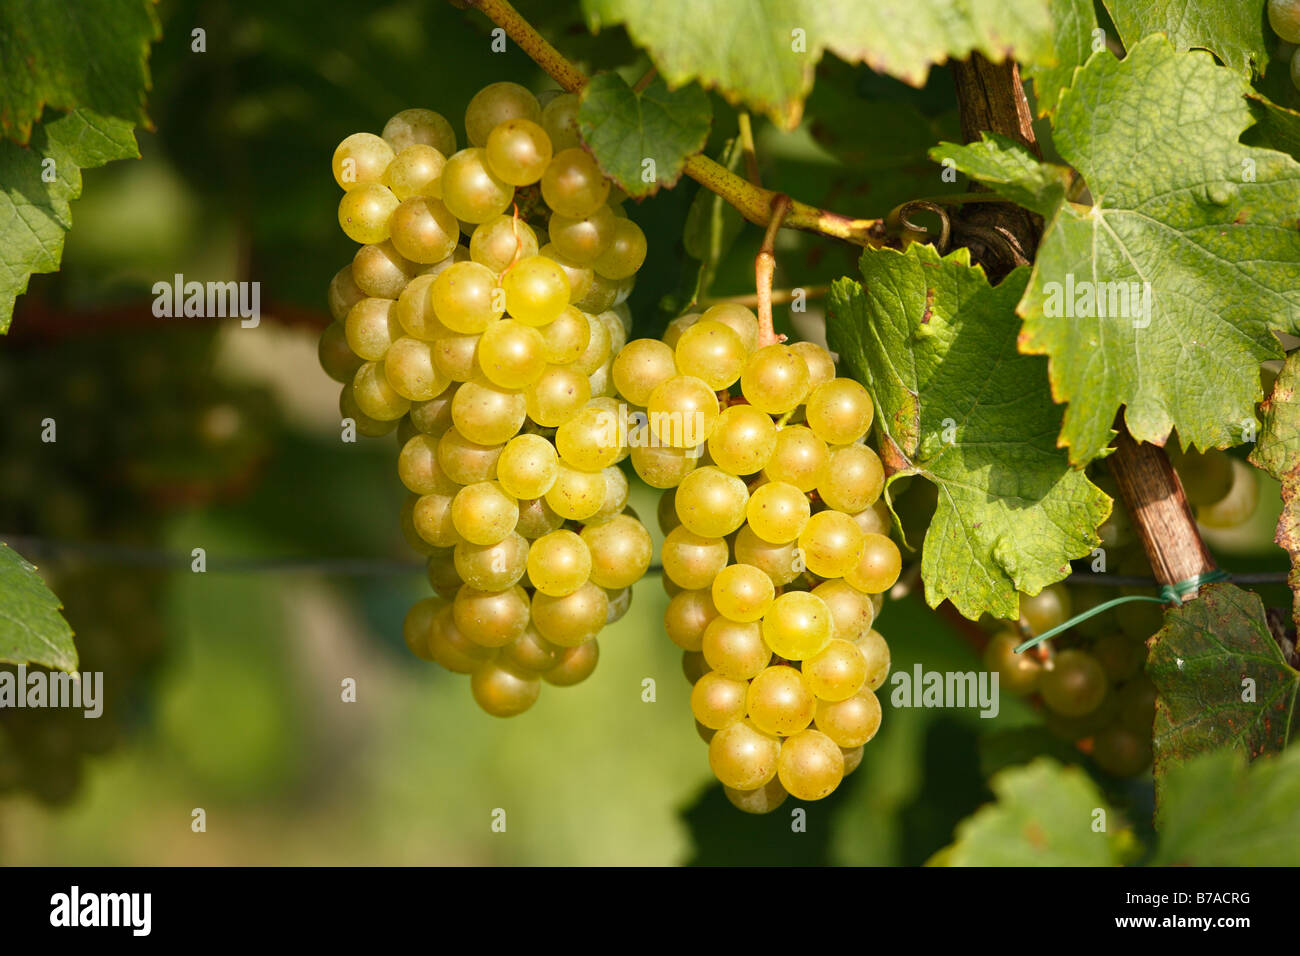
[1022,0,1097,117]
[1148,583,1299,796]
[577,73,711,198]
[1153,748,1300,866]
[581,0,1055,130]
[828,243,1109,622]
[937,37,1300,465]
[0,0,159,143]
[1250,352,1300,630]
[0,109,140,331]
[932,758,1133,865]
[0,544,77,672]
[1101,0,1269,77]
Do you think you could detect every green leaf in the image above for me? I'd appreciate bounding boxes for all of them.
[0,0,158,143]
[577,73,711,198]
[937,758,1131,865]
[581,0,1054,129]
[0,544,76,672]
[943,38,1300,464]
[1149,583,1298,791]
[930,133,1071,215]
[0,109,139,331]
[1153,747,1300,866]
[1251,352,1300,629]
[827,243,1109,621]
[1101,0,1269,77]
[1022,0,1098,116]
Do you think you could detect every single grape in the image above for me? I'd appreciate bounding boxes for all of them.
[345,298,401,361]
[580,514,652,589]
[675,466,749,537]
[818,444,884,513]
[555,403,621,470]
[854,629,891,691]
[664,589,720,652]
[527,529,592,596]
[451,481,518,546]
[428,606,496,673]
[544,463,606,521]
[982,630,1042,696]
[478,319,547,389]
[382,108,457,155]
[702,618,770,681]
[790,342,836,389]
[531,581,608,646]
[353,240,415,298]
[544,640,600,686]
[762,591,833,661]
[845,532,901,594]
[328,264,366,322]
[708,720,782,791]
[812,579,875,643]
[724,779,788,815]
[332,132,395,191]
[747,665,816,736]
[1270,0,1300,43]
[707,404,778,476]
[699,303,759,353]
[674,320,746,390]
[496,433,559,499]
[470,215,539,273]
[352,361,410,420]
[539,243,594,302]
[384,336,448,402]
[661,526,729,590]
[501,626,564,675]
[573,270,620,313]
[402,597,441,661]
[813,689,881,749]
[777,729,845,800]
[339,384,398,437]
[1040,649,1108,717]
[549,207,616,264]
[733,525,801,587]
[425,548,463,599]
[437,426,502,484]
[515,495,565,539]
[338,183,400,244]
[384,144,446,201]
[441,148,514,224]
[393,274,444,341]
[399,436,455,496]
[1019,583,1071,635]
[647,375,719,449]
[741,345,810,415]
[485,118,553,186]
[431,261,503,333]
[611,338,675,407]
[570,308,612,375]
[691,671,750,730]
[804,640,868,702]
[541,92,582,151]
[805,378,874,445]
[465,82,543,147]
[454,584,531,647]
[765,425,828,492]
[628,432,699,488]
[318,322,364,383]
[454,533,529,590]
[451,380,526,445]
[541,148,611,217]
[471,661,541,717]
[799,510,866,579]
[711,564,776,624]
[525,364,591,427]
[591,218,647,279]
[589,465,632,523]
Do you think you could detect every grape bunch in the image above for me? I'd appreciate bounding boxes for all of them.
[320,84,655,716]
[612,310,898,812]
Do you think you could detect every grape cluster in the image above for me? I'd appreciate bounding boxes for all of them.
[321,85,654,716]
[612,311,898,812]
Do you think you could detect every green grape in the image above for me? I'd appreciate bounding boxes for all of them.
[1019,583,1071,635]
[1270,0,1300,43]
[982,630,1041,695]
[515,495,565,539]
[332,132,395,190]
[747,665,815,736]
[812,579,875,643]
[745,481,810,544]
[1196,459,1259,528]
[580,514,652,589]
[525,364,591,426]
[502,626,564,674]
[527,529,592,596]
[597,309,628,358]
[675,466,749,537]
[352,361,411,420]
[328,264,366,322]
[629,432,699,488]
[470,215,538,273]
[394,274,444,341]
[570,309,612,375]
[411,491,461,548]
[451,481,518,545]
[428,606,496,673]
[682,651,710,684]
[708,404,777,477]
[544,639,600,686]
[698,303,758,353]
[1040,648,1108,717]
[477,319,547,389]
[399,433,459,495]
[454,584,531,647]
[338,183,400,244]
[384,144,446,201]
[765,425,828,492]
[471,661,541,717]
[432,332,482,382]
[431,261,503,333]
[1092,723,1152,777]
[420,243,471,280]
[790,341,836,389]
[845,532,901,594]
[423,549,461,599]
[455,533,529,590]
[540,92,582,151]
[588,466,631,523]
[741,345,810,415]
[733,525,801,587]
[813,690,881,749]
[440,148,514,223]
[674,320,746,390]
[318,322,364,383]
[437,426,502,484]
[384,336,448,401]
[804,640,868,702]
[539,243,594,302]
[646,375,719,448]
[382,108,457,155]
[555,404,620,470]
[465,82,543,147]
[573,271,620,313]
[540,463,603,521]
[339,384,398,437]
[541,147,611,217]
[691,671,749,730]
[799,510,866,579]
[702,618,771,680]
[345,298,402,361]
[841,745,865,776]
[400,494,438,555]
[352,240,415,298]
[403,597,442,660]
[538,306,590,365]
[777,729,844,800]
[451,380,526,445]
[708,720,781,790]
[592,218,647,279]
[762,591,833,661]
[724,779,788,815]
[661,526,729,590]
[549,207,616,264]
[711,564,776,623]
[496,433,558,499]
[852,629,891,691]
[485,118,553,186]
[531,581,608,646]
[1092,632,1145,683]
[850,500,891,537]
[818,444,884,513]
[805,378,874,445]
[664,589,720,652]
[500,255,571,326]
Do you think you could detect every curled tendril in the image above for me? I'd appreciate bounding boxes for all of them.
[888,200,952,254]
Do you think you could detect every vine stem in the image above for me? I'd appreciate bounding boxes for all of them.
[738,112,761,186]
[460,0,885,247]
[702,285,828,308]
[755,195,792,346]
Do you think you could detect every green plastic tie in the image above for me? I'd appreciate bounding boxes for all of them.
[1013,569,1231,654]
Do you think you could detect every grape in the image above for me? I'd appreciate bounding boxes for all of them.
[339,384,398,437]
[515,495,565,539]
[818,444,884,513]
[465,82,542,147]
[527,529,592,596]
[496,433,558,499]
[853,629,891,690]
[674,320,746,390]
[532,307,589,367]
[790,342,836,389]
[647,375,719,448]
[385,336,448,401]
[675,466,749,537]
[661,313,699,350]
[699,303,759,353]
[352,362,411,420]
[531,581,608,646]
[1040,649,1108,717]
[455,533,529,591]
[501,626,564,675]
[661,526,729,590]
[441,148,513,223]
[629,434,698,488]
[589,462,631,521]
[733,525,801,586]
[538,244,594,302]
[982,630,1041,695]
[798,510,865,579]
[711,563,776,623]
[544,640,600,686]
[384,144,446,202]
[451,380,527,445]
[845,532,901,594]
[592,218,647,279]
[428,606,496,673]
[485,118,553,186]
[345,298,402,361]
[332,132,395,190]
[765,425,828,491]
[541,148,611,217]
[525,364,591,426]
[555,404,621,470]
[747,665,816,736]
[402,597,441,661]
[501,255,571,326]
[571,309,612,375]
[318,322,364,383]
[338,183,400,244]
[804,640,867,702]
[777,729,845,800]
[470,215,539,273]
[762,591,833,660]
[431,261,503,333]
[549,207,616,264]
[707,404,777,477]
[353,240,415,298]
[382,108,457,155]
[541,92,582,151]
[454,584,531,647]
[581,514,653,589]
[741,345,810,414]
[702,618,771,680]
[691,671,750,729]
[393,274,444,340]
[664,589,720,651]
[708,720,781,790]
[437,427,502,484]
[812,579,875,643]
[412,491,461,547]
[451,481,518,545]
[612,338,675,406]
[805,378,874,445]
[724,779,788,814]
[1092,632,1144,683]
[1271,0,1300,43]
[545,463,606,520]
[745,481,809,544]
[1196,459,1259,528]
[813,690,881,749]
[573,271,620,313]
[328,265,366,322]
[471,661,541,717]
[478,319,547,389]
[1092,723,1152,776]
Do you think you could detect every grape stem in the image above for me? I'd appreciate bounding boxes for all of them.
[459,0,886,247]
[701,285,828,308]
[755,195,792,347]
[737,112,761,187]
